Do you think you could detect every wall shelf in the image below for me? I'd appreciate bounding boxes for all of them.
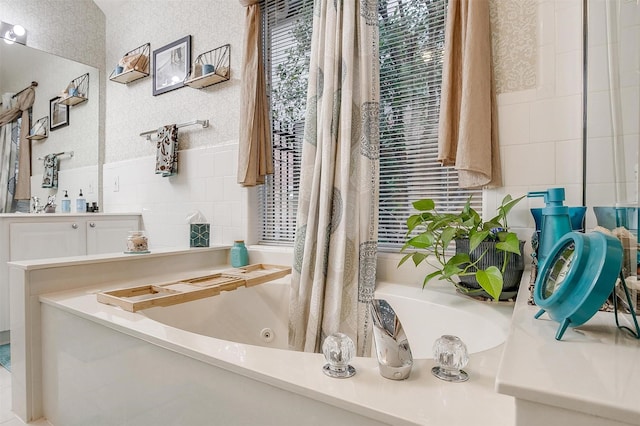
[25,116,49,140]
[109,43,150,85]
[59,73,89,106]
[184,44,230,89]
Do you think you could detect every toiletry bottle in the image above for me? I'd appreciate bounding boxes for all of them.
[76,189,86,213]
[527,188,572,267]
[61,190,71,213]
[230,240,249,267]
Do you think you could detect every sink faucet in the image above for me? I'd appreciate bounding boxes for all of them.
[31,196,43,213]
[371,299,413,380]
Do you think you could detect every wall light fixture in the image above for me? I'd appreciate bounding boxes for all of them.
[0,21,27,45]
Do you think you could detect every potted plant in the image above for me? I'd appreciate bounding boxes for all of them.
[399,194,526,301]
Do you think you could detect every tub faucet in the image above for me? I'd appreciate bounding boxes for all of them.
[371,299,413,380]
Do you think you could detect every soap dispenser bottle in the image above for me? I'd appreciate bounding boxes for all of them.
[76,189,86,213]
[527,188,572,266]
[61,190,71,213]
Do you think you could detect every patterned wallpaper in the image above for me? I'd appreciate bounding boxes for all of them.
[490,0,538,94]
[103,1,244,163]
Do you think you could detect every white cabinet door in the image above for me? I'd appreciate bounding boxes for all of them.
[9,222,86,261]
[86,219,139,255]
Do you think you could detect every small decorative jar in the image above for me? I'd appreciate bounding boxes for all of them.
[230,240,249,267]
[126,231,148,253]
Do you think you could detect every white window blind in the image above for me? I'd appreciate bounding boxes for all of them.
[377,0,481,249]
[259,0,482,249]
[259,0,311,245]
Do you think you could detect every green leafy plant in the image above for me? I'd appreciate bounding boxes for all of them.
[399,195,525,301]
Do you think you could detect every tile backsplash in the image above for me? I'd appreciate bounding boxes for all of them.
[103,143,246,249]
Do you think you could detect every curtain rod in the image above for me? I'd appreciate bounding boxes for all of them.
[140,119,209,140]
[12,81,38,99]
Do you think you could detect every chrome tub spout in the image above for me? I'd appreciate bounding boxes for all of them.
[371,299,413,380]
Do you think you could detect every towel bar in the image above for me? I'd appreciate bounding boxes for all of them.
[37,151,74,161]
[140,119,209,141]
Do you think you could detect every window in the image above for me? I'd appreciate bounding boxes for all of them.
[259,0,481,249]
[258,0,312,245]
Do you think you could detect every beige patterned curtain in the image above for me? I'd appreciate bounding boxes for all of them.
[0,86,35,200]
[437,0,501,189]
[237,0,273,186]
[289,0,379,356]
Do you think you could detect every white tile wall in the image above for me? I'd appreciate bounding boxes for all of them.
[532,95,583,142]
[103,144,246,249]
[554,2,582,54]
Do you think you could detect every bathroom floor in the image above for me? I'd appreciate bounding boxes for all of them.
[0,367,50,425]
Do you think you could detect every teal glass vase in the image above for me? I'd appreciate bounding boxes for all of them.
[230,240,249,267]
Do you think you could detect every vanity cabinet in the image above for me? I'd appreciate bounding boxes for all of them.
[9,219,139,260]
[10,222,85,261]
[0,214,141,334]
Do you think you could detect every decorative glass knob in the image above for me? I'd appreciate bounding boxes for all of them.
[322,332,356,378]
[431,335,469,382]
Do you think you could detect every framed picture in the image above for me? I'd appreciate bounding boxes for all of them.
[49,96,69,131]
[153,35,191,96]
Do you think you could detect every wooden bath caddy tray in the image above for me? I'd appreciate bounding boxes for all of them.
[96,264,291,312]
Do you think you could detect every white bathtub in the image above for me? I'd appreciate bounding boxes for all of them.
[39,276,515,426]
[141,279,508,359]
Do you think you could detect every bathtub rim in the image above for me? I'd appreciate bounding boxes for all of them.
[38,276,515,426]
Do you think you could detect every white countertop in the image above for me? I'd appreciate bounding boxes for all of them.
[496,283,640,425]
[0,212,141,218]
[8,246,230,270]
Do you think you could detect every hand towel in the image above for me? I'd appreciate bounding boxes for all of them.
[437,0,502,189]
[41,154,59,188]
[155,124,178,177]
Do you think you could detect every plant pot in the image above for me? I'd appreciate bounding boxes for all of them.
[455,239,525,300]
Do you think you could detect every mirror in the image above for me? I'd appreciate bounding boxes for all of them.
[0,41,99,213]
[542,242,575,299]
[584,1,639,227]
[585,0,640,331]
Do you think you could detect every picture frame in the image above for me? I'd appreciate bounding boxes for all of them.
[153,35,191,96]
[49,96,69,131]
